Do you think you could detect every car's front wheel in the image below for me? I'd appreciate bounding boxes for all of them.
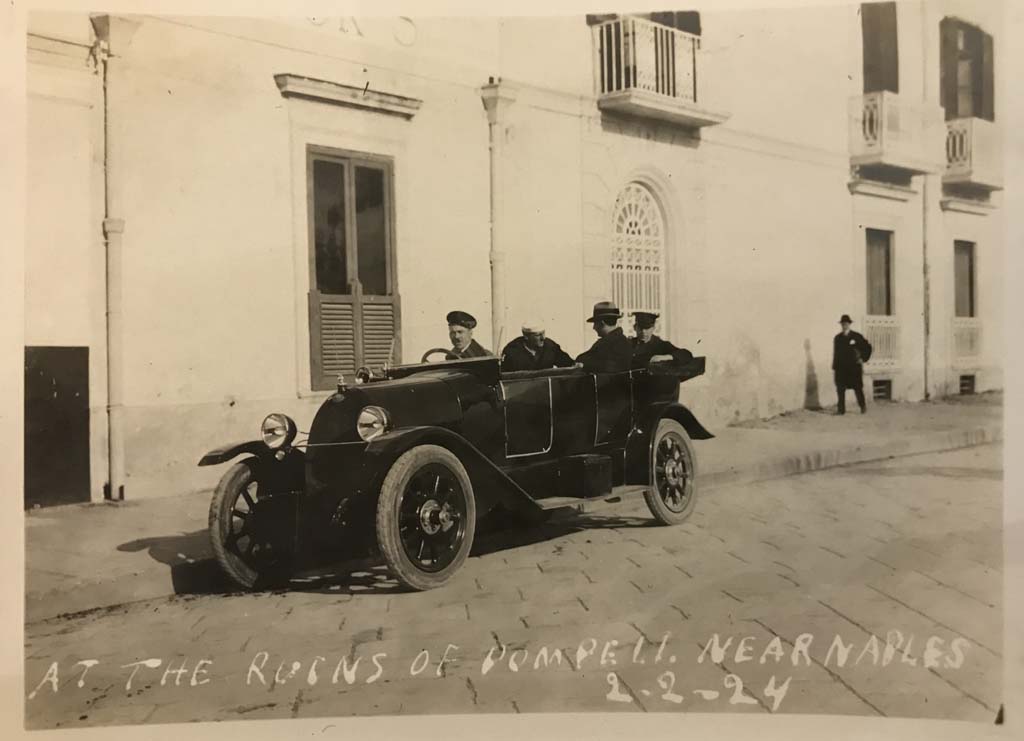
[208,458,286,589]
[375,445,476,591]
[643,419,698,525]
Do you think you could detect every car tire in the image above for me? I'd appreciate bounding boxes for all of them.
[209,458,262,590]
[376,445,476,591]
[643,419,698,526]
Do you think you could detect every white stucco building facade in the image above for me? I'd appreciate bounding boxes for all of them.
[24,2,1005,504]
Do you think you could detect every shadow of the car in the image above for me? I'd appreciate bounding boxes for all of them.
[285,511,658,596]
[126,510,659,600]
[287,562,401,595]
[470,510,656,555]
[117,530,235,596]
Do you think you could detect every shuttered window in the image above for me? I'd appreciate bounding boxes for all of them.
[866,228,894,316]
[954,241,976,318]
[940,18,995,121]
[861,2,899,93]
[308,147,400,391]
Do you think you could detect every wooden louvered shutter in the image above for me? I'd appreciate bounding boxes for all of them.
[308,149,401,391]
[310,293,358,382]
[361,298,399,369]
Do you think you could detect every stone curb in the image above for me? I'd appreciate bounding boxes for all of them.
[25,422,1002,623]
[703,423,1002,490]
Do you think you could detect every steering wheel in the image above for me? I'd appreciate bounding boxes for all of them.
[421,347,459,363]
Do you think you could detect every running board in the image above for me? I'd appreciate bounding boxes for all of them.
[535,485,649,512]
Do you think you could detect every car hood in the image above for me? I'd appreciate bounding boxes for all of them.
[307,370,468,445]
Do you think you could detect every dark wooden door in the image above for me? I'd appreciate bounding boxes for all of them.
[24,346,91,509]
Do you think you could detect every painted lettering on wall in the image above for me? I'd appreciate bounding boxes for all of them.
[305,16,418,47]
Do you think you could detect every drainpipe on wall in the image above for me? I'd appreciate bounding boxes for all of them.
[920,5,932,401]
[922,178,931,401]
[91,14,139,500]
[480,79,517,350]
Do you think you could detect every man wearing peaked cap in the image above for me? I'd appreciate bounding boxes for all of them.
[500,319,574,372]
[446,310,493,359]
[630,311,694,369]
[832,313,872,414]
[575,301,633,373]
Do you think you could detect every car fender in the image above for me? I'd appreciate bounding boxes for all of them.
[199,442,306,492]
[198,440,269,466]
[364,426,541,519]
[624,402,714,485]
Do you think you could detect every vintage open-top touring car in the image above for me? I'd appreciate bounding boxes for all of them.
[198,350,713,591]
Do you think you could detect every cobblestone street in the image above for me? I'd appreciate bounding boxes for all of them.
[25,444,1003,729]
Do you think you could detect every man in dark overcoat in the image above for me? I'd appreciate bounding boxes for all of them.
[629,312,694,368]
[447,311,493,359]
[500,320,574,372]
[576,301,633,373]
[832,313,873,414]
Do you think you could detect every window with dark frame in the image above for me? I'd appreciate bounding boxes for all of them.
[861,2,899,94]
[954,240,976,318]
[866,228,894,316]
[307,147,400,391]
[940,17,994,121]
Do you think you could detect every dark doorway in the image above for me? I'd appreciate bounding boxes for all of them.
[861,1,899,94]
[25,346,91,509]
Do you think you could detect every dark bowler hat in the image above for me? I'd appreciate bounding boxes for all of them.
[631,311,660,329]
[447,310,477,329]
[839,314,853,324]
[586,301,623,323]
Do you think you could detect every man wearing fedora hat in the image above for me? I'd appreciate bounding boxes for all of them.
[500,319,574,372]
[446,310,493,359]
[575,301,633,373]
[629,311,694,368]
[832,314,872,414]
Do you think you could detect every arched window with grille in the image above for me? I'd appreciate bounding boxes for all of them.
[610,182,667,332]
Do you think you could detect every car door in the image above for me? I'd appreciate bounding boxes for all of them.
[500,376,554,459]
[594,370,634,447]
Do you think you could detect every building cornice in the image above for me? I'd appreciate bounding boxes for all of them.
[274,73,422,119]
[847,178,918,201]
[940,196,997,216]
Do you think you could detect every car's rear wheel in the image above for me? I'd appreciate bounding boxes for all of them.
[376,445,476,591]
[643,419,698,525]
[209,458,285,589]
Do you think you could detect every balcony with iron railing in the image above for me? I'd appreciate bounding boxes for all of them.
[944,117,1002,193]
[862,315,900,371]
[849,91,944,180]
[592,16,728,128]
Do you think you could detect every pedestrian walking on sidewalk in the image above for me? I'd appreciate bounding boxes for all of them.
[832,314,872,415]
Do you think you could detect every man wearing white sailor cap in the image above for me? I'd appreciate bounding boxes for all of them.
[499,318,574,372]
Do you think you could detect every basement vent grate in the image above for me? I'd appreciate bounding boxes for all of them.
[872,379,893,401]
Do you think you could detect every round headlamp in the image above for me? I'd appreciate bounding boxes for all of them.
[261,413,297,450]
[356,406,391,441]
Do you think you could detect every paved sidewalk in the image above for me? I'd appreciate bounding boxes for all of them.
[25,393,1002,622]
